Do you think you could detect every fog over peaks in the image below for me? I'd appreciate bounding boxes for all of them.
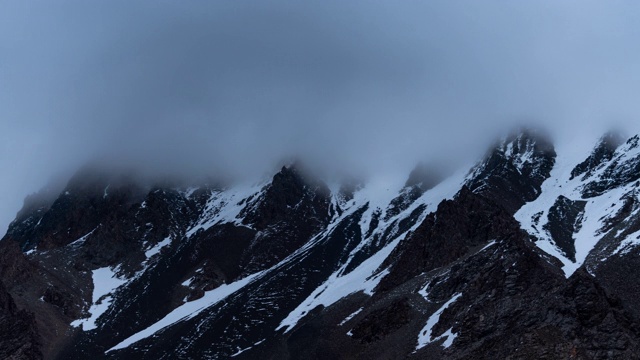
[2,0,640,232]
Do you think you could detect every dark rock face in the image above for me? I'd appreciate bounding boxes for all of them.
[0,282,42,360]
[442,262,640,360]
[350,298,412,344]
[1,220,93,357]
[378,187,522,291]
[444,266,640,360]
[467,129,556,214]
[6,186,60,248]
[239,165,332,272]
[6,171,145,253]
[587,249,640,322]
[543,195,587,262]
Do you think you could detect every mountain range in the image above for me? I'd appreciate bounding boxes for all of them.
[3,129,640,359]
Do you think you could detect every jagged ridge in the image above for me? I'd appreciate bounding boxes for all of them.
[2,129,640,359]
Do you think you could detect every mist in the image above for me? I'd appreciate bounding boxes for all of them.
[2,0,640,233]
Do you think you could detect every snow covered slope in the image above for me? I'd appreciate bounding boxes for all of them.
[516,132,640,276]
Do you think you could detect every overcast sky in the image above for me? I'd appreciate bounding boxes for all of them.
[2,0,640,233]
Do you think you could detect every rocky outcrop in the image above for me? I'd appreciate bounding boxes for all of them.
[543,195,587,262]
[378,187,522,291]
[582,135,640,197]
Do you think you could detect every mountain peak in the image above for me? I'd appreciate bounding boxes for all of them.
[570,130,626,181]
[466,127,556,214]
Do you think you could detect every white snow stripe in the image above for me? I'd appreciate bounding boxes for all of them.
[106,271,264,353]
[416,293,462,350]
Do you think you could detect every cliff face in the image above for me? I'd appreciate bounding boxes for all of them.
[0,280,42,360]
[3,130,640,359]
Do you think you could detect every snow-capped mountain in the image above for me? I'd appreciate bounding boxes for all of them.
[3,129,640,359]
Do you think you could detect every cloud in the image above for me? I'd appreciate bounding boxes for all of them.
[2,0,640,232]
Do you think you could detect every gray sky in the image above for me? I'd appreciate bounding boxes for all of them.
[2,0,640,233]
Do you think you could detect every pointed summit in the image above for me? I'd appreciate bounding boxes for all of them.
[570,131,625,181]
[385,162,446,220]
[467,128,556,214]
[579,133,640,197]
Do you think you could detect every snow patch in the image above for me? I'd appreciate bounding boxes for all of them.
[71,267,126,331]
[182,186,199,198]
[416,293,462,350]
[439,328,458,348]
[352,173,407,239]
[613,230,640,255]
[186,181,266,237]
[230,346,252,357]
[67,227,98,248]
[478,240,496,253]
[144,236,172,258]
[339,307,364,326]
[503,135,536,173]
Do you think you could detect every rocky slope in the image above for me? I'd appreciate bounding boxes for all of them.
[2,129,640,359]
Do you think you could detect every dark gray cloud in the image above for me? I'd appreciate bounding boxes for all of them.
[2,0,640,232]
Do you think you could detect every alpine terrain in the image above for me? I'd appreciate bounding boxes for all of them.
[3,129,640,360]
